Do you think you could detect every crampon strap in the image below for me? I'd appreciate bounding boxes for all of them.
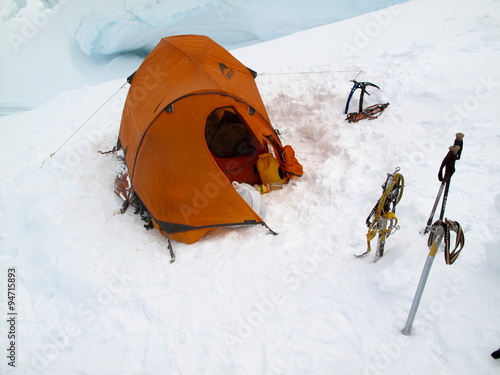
[427,219,465,264]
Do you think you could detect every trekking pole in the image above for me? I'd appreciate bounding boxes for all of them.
[402,221,444,335]
[424,133,464,233]
[403,134,465,335]
[424,183,445,233]
[402,219,464,335]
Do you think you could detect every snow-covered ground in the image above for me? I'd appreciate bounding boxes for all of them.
[1,0,500,374]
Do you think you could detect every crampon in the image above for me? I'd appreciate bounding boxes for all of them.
[346,103,390,123]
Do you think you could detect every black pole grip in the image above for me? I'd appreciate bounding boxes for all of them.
[438,133,464,182]
[438,150,456,182]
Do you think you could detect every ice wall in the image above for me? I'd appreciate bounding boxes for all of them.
[0,0,407,112]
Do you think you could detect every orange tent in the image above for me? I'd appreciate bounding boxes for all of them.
[117,35,302,249]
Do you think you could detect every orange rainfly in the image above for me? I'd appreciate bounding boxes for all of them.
[116,35,303,249]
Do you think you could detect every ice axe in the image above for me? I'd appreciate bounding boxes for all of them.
[344,80,380,115]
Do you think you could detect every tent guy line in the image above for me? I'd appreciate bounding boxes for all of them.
[258,69,363,78]
[39,81,129,169]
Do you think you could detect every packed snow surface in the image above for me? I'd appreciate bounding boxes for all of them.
[1,0,500,374]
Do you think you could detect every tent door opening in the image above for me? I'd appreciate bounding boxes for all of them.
[205,106,265,184]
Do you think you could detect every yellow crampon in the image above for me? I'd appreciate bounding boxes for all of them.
[365,212,399,254]
[358,168,404,257]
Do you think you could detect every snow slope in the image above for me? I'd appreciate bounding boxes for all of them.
[1,0,500,374]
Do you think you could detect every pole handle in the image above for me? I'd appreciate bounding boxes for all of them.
[438,149,457,182]
[437,133,464,182]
